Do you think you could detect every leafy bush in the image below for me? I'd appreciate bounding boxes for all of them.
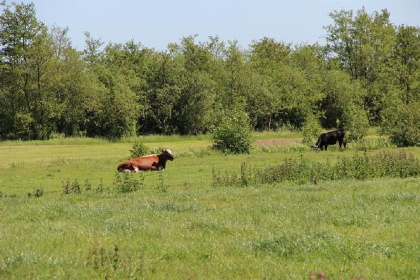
[302,114,323,145]
[342,102,369,140]
[130,142,150,158]
[381,101,420,147]
[212,110,253,154]
[13,112,34,140]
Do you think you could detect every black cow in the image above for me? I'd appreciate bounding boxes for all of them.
[313,127,346,151]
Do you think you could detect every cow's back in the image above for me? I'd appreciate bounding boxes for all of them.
[326,132,338,145]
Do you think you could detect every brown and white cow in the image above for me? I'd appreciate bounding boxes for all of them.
[117,149,175,172]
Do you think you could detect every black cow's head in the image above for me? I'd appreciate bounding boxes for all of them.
[162,149,175,161]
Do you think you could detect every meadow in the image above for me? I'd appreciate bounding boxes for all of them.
[1,132,420,279]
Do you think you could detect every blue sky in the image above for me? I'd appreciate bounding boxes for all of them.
[16,0,420,50]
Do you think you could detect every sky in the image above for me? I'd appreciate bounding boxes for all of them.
[12,0,420,51]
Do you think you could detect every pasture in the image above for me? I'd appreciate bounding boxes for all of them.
[1,133,420,279]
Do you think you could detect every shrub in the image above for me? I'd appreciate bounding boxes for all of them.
[302,114,323,145]
[13,112,34,140]
[212,110,253,154]
[381,101,420,147]
[130,142,150,158]
[343,102,369,140]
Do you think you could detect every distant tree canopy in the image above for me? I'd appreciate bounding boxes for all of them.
[1,3,419,145]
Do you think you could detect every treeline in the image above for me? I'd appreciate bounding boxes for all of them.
[1,3,419,144]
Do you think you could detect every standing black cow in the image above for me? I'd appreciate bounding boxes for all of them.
[313,127,346,151]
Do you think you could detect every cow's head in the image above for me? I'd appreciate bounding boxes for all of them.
[311,145,320,151]
[162,149,175,160]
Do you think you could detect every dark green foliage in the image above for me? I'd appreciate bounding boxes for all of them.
[1,3,419,144]
[325,8,420,127]
[212,110,253,154]
[381,101,420,147]
[213,151,420,187]
[301,114,323,145]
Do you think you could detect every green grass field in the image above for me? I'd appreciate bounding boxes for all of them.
[1,133,419,279]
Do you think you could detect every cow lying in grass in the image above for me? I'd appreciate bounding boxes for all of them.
[117,149,175,172]
[312,127,346,151]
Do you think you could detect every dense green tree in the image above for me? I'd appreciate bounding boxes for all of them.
[381,101,420,146]
[86,40,142,139]
[100,73,138,140]
[325,8,398,123]
[249,39,319,129]
[379,26,420,146]
[58,47,104,137]
[175,36,217,134]
[82,31,103,66]
[394,25,420,104]
[1,2,419,145]
[0,2,61,139]
[249,38,291,129]
[220,41,250,109]
[1,2,41,138]
[318,70,368,139]
[141,50,184,134]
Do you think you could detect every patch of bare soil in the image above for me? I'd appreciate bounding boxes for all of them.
[255,138,301,146]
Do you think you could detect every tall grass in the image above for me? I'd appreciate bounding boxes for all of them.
[213,150,420,187]
[351,136,396,150]
[1,178,419,279]
[1,135,420,279]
